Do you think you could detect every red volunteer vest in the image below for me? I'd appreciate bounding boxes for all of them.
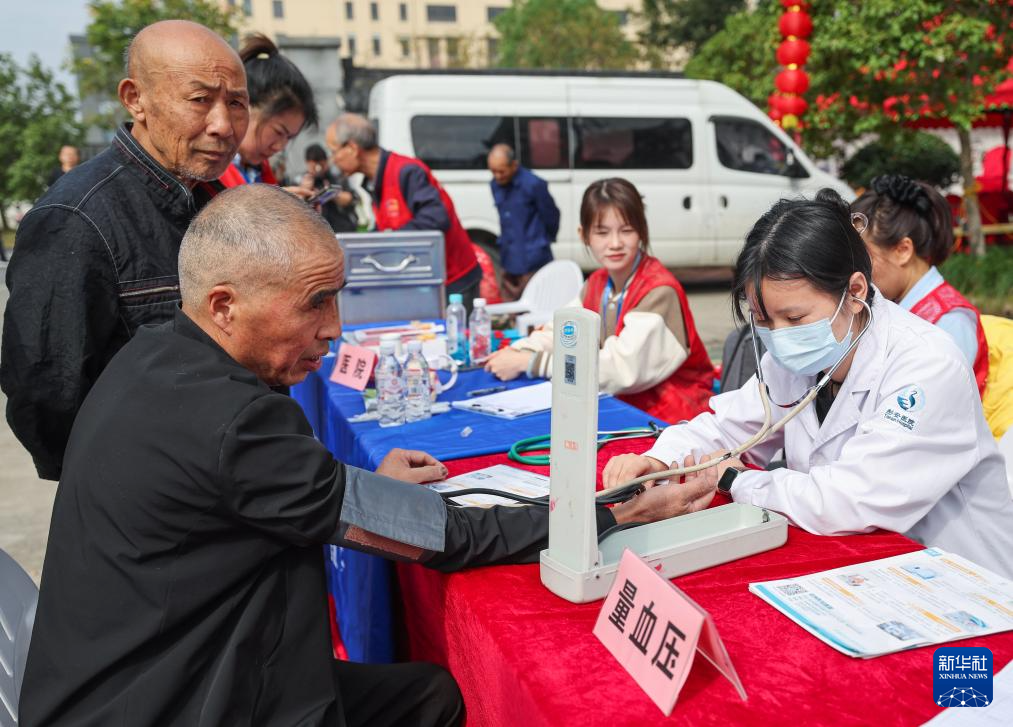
[373,152,478,285]
[217,160,278,188]
[910,281,989,396]
[583,256,714,423]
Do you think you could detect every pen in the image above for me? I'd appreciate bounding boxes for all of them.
[467,385,507,397]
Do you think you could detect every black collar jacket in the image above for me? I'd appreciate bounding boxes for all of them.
[1,124,214,480]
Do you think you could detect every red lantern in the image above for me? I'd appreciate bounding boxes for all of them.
[780,0,810,9]
[779,10,813,39]
[769,107,785,123]
[776,38,811,67]
[780,95,809,116]
[775,68,810,94]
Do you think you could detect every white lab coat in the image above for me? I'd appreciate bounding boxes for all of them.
[645,292,1013,578]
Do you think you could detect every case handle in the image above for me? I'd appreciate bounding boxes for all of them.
[361,254,418,273]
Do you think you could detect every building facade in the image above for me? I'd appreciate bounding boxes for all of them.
[226,0,641,69]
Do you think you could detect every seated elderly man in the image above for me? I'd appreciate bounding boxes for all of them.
[21,185,684,727]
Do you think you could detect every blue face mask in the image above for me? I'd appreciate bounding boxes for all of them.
[753,292,855,376]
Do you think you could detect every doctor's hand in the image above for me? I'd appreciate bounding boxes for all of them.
[610,452,718,525]
[484,348,531,381]
[601,453,669,491]
[377,448,448,484]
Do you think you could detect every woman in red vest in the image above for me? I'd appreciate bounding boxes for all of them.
[218,35,316,199]
[485,178,714,423]
[852,175,988,395]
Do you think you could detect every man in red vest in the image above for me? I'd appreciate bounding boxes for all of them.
[327,113,481,310]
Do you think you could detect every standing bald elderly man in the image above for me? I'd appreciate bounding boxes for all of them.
[20,185,683,726]
[1,20,248,480]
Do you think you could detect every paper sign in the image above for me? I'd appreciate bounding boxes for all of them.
[329,343,377,391]
[593,549,746,715]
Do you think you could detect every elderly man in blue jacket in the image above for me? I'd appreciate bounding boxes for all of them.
[487,144,561,300]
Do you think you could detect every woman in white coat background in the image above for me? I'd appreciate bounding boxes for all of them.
[605,189,1013,578]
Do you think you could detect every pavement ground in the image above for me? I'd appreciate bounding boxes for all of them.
[0,267,736,583]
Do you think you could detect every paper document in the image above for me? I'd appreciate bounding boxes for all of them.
[428,464,549,507]
[451,382,607,419]
[750,548,1013,658]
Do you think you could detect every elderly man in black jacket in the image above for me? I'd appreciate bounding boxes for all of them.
[21,185,684,726]
[1,20,249,480]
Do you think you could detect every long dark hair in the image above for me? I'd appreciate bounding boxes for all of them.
[239,34,318,130]
[732,188,874,324]
[851,174,953,266]
[579,177,650,252]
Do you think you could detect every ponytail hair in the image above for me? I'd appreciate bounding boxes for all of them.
[851,174,953,266]
[239,34,318,130]
[732,188,874,324]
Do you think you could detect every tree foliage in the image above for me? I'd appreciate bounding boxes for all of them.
[493,0,638,71]
[684,0,1012,255]
[841,131,960,191]
[73,0,239,122]
[0,54,82,228]
[638,0,745,58]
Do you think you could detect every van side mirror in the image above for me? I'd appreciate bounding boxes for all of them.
[784,150,809,179]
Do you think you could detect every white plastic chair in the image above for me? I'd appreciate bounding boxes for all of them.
[0,549,38,726]
[486,260,585,336]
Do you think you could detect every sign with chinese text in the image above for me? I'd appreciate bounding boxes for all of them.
[330,343,376,391]
[934,647,993,708]
[593,549,746,715]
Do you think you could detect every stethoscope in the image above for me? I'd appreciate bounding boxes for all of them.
[594,295,876,505]
[508,423,664,466]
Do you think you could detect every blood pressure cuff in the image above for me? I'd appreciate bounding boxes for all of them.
[333,466,447,561]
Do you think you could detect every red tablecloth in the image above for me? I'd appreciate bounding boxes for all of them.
[398,439,1013,726]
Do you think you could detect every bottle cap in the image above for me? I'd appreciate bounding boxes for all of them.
[379,340,396,355]
[407,340,422,353]
[473,297,486,307]
[449,293,463,304]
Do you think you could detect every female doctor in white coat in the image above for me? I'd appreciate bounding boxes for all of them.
[604,189,1013,578]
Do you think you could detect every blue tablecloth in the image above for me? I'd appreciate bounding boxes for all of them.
[290,353,658,663]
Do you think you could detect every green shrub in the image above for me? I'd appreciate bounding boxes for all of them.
[940,246,1013,316]
[842,132,960,190]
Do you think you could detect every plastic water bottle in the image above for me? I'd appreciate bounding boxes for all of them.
[446,293,468,365]
[469,297,491,365]
[376,340,405,428]
[404,340,432,422]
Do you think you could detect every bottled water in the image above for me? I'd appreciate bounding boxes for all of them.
[404,340,432,422]
[446,293,468,365]
[469,297,491,365]
[376,340,405,428]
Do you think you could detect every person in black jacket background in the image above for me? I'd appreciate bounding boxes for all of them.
[1,20,249,480]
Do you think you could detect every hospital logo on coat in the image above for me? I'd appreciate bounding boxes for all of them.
[933,647,992,708]
[896,385,925,413]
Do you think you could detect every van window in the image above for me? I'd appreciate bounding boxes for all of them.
[410,115,515,169]
[573,117,692,170]
[713,118,809,178]
[519,117,568,169]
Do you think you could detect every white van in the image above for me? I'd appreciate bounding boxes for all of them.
[368,73,853,269]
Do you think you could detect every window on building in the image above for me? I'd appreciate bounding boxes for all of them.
[519,118,568,169]
[411,115,515,169]
[348,34,357,57]
[487,6,507,22]
[399,2,408,21]
[713,118,808,177]
[371,2,379,20]
[613,11,628,26]
[372,35,382,57]
[446,37,460,64]
[573,117,693,170]
[427,37,442,68]
[241,0,252,16]
[345,1,354,20]
[272,0,284,19]
[427,4,457,22]
[486,37,499,65]
[399,38,411,58]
